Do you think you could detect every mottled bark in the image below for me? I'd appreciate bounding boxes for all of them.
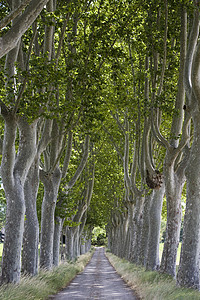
[0,0,49,58]
[130,196,144,263]
[19,0,54,275]
[40,167,62,269]
[177,118,200,289]
[74,230,80,258]
[146,185,165,270]
[138,194,153,266]
[152,6,188,278]
[176,3,200,288]
[1,178,25,284]
[160,160,185,277]
[21,118,53,275]
[53,216,63,266]
[121,208,130,259]
[22,160,39,275]
[125,202,134,260]
[1,117,37,283]
[65,227,75,260]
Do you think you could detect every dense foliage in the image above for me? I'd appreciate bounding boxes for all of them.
[0,0,200,292]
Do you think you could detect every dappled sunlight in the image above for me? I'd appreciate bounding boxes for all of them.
[52,248,137,300]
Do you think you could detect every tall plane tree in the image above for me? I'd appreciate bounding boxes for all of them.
[177,1,200,289]
[0,0,43,283]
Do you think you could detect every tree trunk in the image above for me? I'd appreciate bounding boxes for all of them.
[1,184,25,283]
[74,230,80,258]
[125,202,134,261]
[177,115,200,289]
[1,117,37,283]
[65,227,75,261]
[106,225,112,252]
[160,161,184,277]
[53,216,63,266]
[40,167,61,269]
[80,228,91,254]
[122,212,130,259]
[22,159,39,276]
[146,185,165,270]
[130,196,144,263]
[138,193,153,266]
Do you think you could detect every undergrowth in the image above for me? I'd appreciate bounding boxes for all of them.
[106,251,200,300]
[0,249,94,300]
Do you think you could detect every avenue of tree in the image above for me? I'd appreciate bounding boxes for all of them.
[0,0,200,291]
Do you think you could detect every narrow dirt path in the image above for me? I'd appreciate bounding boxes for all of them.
[50,247,138,300]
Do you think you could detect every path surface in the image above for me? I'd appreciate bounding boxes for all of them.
[50,247,138,300]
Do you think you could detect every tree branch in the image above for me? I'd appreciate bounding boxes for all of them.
[55,14,69,65]
[0,0,32,31]
[37,119,53,155]
[0,0,49,58]
[184,3,200,102]
[1,115,17,185]
[62,131,73,178]
[14,118,38,184]
[65,135,90,191]
[170,7,187,148]
[157,0,168,97]
[151,108,170,150]
[123,113,131,190]
[13,22,38,114]
[191,38,200,108]
[172,111,191,159]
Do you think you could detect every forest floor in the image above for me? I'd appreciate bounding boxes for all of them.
[49,247,139,300]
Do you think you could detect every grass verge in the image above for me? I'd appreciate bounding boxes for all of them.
[0,249,94,300]
[106,251,200,300]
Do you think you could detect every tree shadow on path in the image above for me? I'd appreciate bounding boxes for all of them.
[49,247,139,300]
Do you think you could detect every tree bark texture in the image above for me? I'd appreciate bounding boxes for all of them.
[177,115,200,289]
[138,194,153,266]
[130,196,144,264]
[22,160,40,275]
[40,167,62,269]
[146,185,165,270]
[65,227,75,261]
[53,216,63,266]
[0,0,49,58]
[159,143,187,278]
[176,3,200,288]
[1,117,37,283]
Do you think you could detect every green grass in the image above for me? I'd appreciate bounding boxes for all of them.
[0,243,190,299]
[106,251,200,300]
[0,249,94,300]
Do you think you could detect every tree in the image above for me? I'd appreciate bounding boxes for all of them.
[0,0,61,282]
[153,4,190,278]
[177,0,200,289]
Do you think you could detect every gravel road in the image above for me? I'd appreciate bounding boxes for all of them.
[50,247,138,300]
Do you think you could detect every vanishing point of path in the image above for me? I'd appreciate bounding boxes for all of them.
[50,247,138,300]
